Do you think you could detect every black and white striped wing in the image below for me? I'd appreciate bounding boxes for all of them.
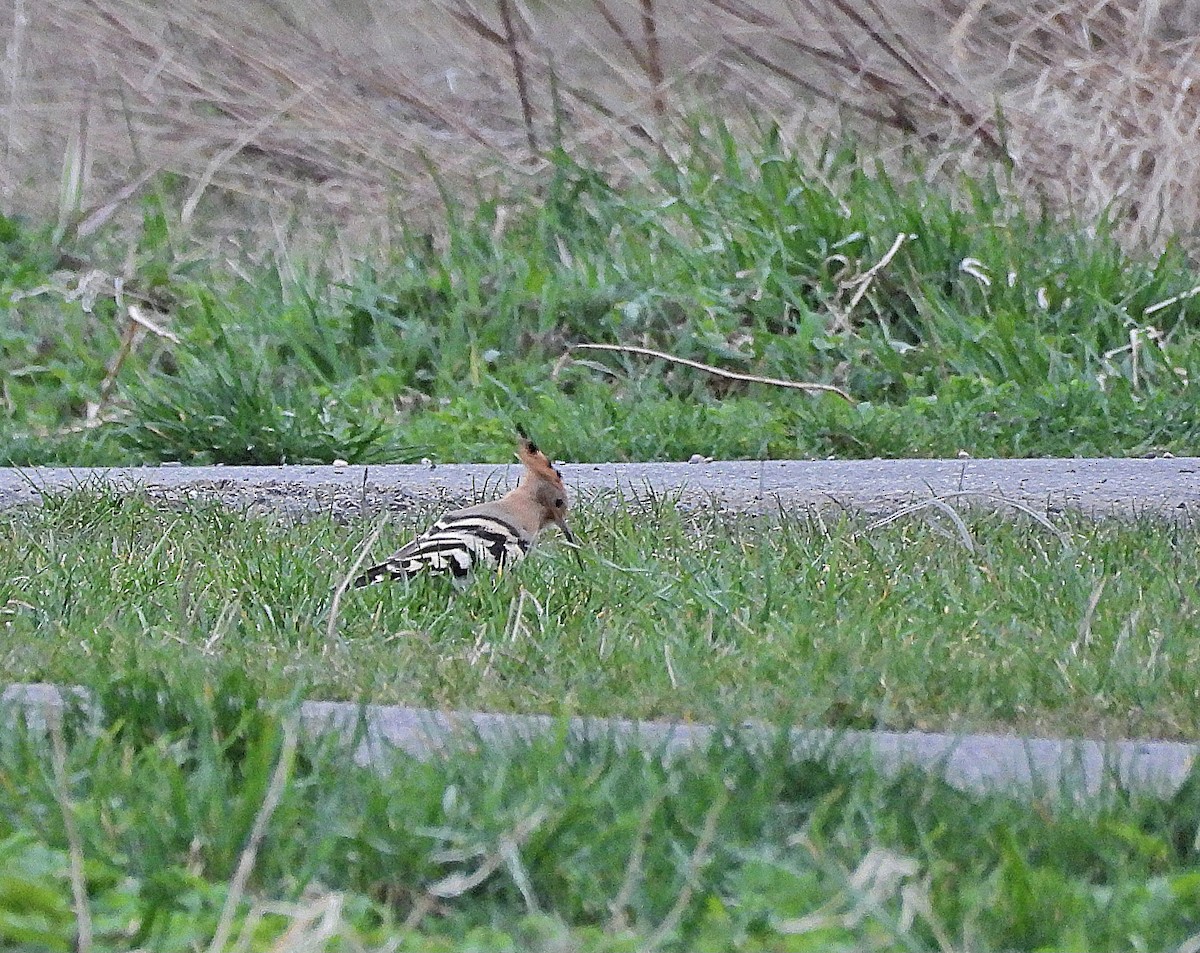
[353,514,530,587]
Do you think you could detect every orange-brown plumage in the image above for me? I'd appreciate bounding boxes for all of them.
[353,429,576,587]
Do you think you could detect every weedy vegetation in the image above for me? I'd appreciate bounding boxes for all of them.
[4,0,1200,948]
[4,678,1200,952]
[5,146,1200,466]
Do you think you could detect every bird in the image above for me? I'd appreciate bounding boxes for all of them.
[353,429,577,587]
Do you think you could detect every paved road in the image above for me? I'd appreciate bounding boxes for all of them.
[2,457,1200,516]
[3,683,1194,797]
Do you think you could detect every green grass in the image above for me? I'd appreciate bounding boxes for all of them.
[3,680,1200,952]
[6,123,1200,951]
[4,130,1200,466]
[5,488,1200,740]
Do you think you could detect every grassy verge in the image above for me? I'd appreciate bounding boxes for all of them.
[4,488,1199,740]
[3,683,1200,952]
[4,133,1200,467]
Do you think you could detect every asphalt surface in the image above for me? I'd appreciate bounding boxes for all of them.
[3,683,1195,797]
[2,456,1200,518]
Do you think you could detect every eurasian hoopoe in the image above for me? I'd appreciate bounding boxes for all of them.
[353,431,577,587]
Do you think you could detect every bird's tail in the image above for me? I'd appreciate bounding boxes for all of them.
[352,563,404,588]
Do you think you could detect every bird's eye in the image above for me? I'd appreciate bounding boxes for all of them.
[554,497,565,508]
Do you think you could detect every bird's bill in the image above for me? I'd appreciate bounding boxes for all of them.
[555,513,577,546]
[554,514,584,568]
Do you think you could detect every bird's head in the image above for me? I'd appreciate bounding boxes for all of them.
[515,427,576,545]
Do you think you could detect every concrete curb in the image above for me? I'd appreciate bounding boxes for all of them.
[5,683,1196,798]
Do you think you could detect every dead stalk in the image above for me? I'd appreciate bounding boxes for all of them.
[181,83,318,226]
[573,343,852,401]
[866,490,1071,547]
[426,806,550,899]
[126,304,180,343]
[646,792,728,950]
[497,0,538,155]
[50,714,92,953]
[327,515,390,650]
[94,314,137,418]
[607,791,665,932]
[639,0,665,118]
[592,0,650,74]
[836,231,911,329]
[205,718,299,953]
[3,0,26,209]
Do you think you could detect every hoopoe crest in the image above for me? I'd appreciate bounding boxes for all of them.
[353,431,576,588]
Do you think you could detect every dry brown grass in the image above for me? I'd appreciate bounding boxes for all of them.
[2,0,1199,259]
